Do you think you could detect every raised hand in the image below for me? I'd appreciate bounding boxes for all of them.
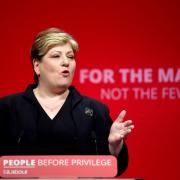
[108,110,134,156]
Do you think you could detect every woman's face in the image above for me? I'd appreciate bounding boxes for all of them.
[34,43,76,91]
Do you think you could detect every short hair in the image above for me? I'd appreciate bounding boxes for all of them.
[30,27,79,84]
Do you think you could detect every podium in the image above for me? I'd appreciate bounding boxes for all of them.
[0,156,143,180]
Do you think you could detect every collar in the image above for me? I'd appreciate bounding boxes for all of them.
[22,84,82,108]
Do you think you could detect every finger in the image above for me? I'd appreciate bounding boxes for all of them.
[128,125,135,130]
[121,125,134,136]
[116,110,126,123]
[124,126,134,136]
[123,125,134,132]
[123,120,133,127]
[125,125,135,133]
[125,129,132,136]
[119,129,131,139]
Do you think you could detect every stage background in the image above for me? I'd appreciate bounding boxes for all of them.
[0,0,179,180]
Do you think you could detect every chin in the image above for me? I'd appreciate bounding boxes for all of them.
[54,79,72,89]
[57,83,70,89]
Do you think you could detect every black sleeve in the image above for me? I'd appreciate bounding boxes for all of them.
[0,97,19,155]
[0,97,9,155]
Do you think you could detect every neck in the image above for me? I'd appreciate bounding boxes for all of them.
[34,84,69,100]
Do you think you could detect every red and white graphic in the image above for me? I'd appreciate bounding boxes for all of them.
[0,155,117,178]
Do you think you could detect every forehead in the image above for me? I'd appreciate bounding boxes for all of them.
[48,43,74,53]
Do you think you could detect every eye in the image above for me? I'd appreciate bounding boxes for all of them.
[67,54,75,59]
[51,54,60,58]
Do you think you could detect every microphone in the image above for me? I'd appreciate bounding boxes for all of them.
[91,131,98,155]
[17,130,24,144]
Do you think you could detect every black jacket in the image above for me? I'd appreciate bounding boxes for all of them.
[0,85,128,175]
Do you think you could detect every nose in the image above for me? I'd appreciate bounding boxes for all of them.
[62,55,69,67]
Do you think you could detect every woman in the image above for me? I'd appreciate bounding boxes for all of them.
[0,28,134,175]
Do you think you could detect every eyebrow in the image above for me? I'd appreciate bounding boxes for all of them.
[52,50,74,54]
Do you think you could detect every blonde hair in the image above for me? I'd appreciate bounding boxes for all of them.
[30,27,79,83]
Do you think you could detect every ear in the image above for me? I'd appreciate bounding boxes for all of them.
[33,59,40,76]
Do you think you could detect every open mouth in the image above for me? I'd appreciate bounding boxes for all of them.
[61,70,70,76]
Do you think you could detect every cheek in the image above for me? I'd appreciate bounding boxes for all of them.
[71,61,76,73]
[41,62,57,73]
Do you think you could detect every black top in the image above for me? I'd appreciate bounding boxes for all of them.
[33,90,77,154]
[0,84,128,175]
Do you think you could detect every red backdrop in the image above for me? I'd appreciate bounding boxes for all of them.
[0,0,179,180]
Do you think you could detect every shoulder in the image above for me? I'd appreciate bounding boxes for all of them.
[0,92,24,107]
[0,93,25,117]
[70,86,107,107]
[70,86,109,115]
[82,95,108,110]
[0,84,37,107]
